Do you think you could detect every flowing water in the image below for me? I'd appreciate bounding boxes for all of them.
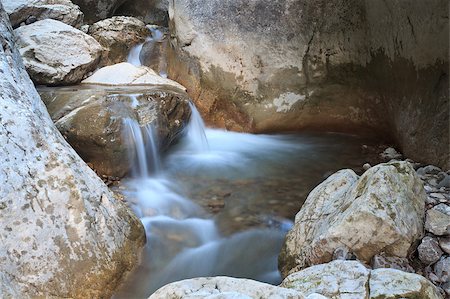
[113,104,384,298]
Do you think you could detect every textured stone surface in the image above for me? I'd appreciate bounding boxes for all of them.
[39,85,191,177]
[418,237,444,265]
[280,260,370,298]
[433,257,450,283]
[369,268,443,299]
[279,161,425,277]
[371,253,414,273]
[88,16,149,66]
[82,62,186,90]
[168,0,449,168]
[14,19,102,85]
[3,0,84,28]
[149,276,305,299]
[425,204,450,236]
[0,4,145,297]
[280,261,443,299]
[71,0,127,22]
[439,238,450,254]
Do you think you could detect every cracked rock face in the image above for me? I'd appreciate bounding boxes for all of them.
[0,4,145,297]
[14,19,102,85]
[279,161,426,277]
[168,0,448,168]
[3,0,84,29]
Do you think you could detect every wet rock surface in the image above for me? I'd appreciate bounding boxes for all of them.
[14,19,102,85]
[3,0,84,29]
[0,4,145,297]
[71,0,127,22]
[88,16,149,66]
[115,0,169,26]
[39,85,191,177]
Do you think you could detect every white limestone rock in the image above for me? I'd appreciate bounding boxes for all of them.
[369,268,443,299]
[82,62,187,91]
[0,5,144,297]
[279,161,426,277]
[149,276,305,299]
[280,260,370,298]
[3,0,83,28]
[14,19,102,85]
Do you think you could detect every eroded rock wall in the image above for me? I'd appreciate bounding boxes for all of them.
[167,0,449,168]
[0,3,145,297]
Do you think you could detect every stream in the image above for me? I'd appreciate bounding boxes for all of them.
[113,103,384,298]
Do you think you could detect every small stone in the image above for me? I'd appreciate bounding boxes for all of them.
[425,204,450,236]
[439,237,450,254]
[363,163,371,170]
[426,196,438,205]
[380,147,402,160]
[430,192,447,200]
[371,253,414,273]
[437,174,450,188]
[418,236,443,265]
[417,165,442,176]
[434,257,450,283]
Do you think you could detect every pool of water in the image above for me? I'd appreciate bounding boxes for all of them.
[113,105,385,298]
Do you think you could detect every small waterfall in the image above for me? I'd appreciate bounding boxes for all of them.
[122,118,160,177]
[127,26,167,78]
[186,102,209,152]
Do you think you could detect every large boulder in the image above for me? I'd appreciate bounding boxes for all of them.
[71,0,126,22]
[14,19,102,85]
[149,276,306,299]
[279,161,426,277]
[88,16,149,66]
[39,84,191,177]
[82,62,186,90]
[0,4,145,298]
[281,260,443,299]
[3,0,84,29]
[167,0,449,168]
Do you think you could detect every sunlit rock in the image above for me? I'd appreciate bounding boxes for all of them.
[14,19,102,85]
[0,4,144,297]
[280,260,370,298]
[280,261,443,299]
[369,268,443,299]
[3,0,84,28]
[149,276,306,299]
[88,16,149,66]
[82,62,186,90]
[279,161,426,277]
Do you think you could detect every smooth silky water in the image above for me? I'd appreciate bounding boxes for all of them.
[113,103,384,298]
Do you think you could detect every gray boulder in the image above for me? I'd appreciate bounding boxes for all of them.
[14,19,102,85]
[279,161,425,277]
[0,4,145,297]
[3,0,84,28]
[115,0,169,26]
